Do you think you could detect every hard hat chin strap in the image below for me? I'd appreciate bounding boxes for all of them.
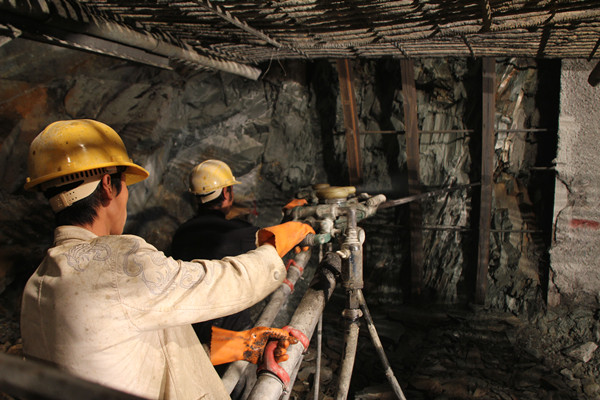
[49,179,102,212]
[200,187,223,203]
[44,166,118,212]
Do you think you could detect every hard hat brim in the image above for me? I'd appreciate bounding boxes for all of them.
[123,163,151,186]
[190,179,241,195]
[25,161,149,191]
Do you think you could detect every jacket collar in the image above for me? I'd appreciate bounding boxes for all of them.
[196,208,226,218]
[54,225,99,245]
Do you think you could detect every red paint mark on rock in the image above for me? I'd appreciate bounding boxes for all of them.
[569,219,600,229]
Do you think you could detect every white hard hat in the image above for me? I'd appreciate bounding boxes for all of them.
[189,159,240,203]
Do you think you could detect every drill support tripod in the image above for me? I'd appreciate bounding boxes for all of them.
[290,187,407,400]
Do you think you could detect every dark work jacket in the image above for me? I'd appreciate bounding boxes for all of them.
[171,209,258,261]
[170,209,259,346]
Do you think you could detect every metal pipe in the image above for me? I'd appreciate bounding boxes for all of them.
[378,183,480,209]
[221,249,312,393]
[340,208,363,290]
[335,301,361,400]
[281,361,301,400]
[312,246,326,400]
[247,260,339,399]
[357,290,406,400]
[335,208,363,400]
[257,250,312,326]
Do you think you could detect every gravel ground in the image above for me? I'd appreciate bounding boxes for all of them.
[289,294,600,400]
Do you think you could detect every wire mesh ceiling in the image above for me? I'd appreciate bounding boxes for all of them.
[75,0,600,62]
[1,0,599,79]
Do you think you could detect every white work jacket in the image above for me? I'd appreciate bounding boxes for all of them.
[21,225,285,399]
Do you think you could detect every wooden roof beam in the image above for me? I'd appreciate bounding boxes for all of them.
[476,57,496,305]
[400,58,424,302]
[336,59,363,186]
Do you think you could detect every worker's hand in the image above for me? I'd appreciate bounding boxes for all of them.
[210,326,298,365]
[256,221,315,257]
[282,198,308,211]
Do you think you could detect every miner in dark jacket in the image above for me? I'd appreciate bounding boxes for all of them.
[170,159,258,345]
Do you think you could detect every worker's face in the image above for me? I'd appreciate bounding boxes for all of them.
[110,175,129,235]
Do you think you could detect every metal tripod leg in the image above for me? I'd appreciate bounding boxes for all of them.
[336,288,362,400]
[334,206,363,400]
[334,206,406,400]
[335,289,407,400]
[358,290,406,400]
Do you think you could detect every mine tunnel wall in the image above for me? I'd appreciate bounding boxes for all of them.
[1,39,594,314]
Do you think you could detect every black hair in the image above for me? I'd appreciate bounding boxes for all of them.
[197,186,230,211]
[45,168,125,227]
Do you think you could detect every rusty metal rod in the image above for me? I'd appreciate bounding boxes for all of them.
[337,58,363,185]
[361,223,544,234]
[378,183,480,209]
[345,128,548,135]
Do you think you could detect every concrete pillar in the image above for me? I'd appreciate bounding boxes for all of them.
[550,59,600,306]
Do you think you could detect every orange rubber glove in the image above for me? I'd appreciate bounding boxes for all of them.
[210,326,297,365]
[282,198,308,211]
[256,221,315,257]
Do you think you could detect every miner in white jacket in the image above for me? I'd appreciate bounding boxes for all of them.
[20,119,313,399]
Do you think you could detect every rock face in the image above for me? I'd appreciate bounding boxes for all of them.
[1,40,557,313]
[344,59,556,314]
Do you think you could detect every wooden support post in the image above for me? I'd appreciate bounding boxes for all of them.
[336,59,362,185]
[400,59,424,300]
[476,58,496,304]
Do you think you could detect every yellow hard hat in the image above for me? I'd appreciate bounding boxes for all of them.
[189,159,240,202]
[25,119,149,191]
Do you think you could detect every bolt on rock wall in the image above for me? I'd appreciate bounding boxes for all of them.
[0,39,556,314]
